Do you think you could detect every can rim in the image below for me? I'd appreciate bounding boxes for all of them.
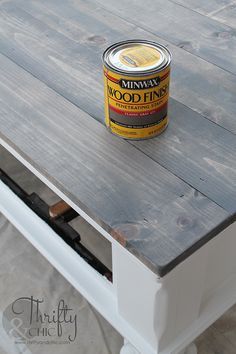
[102,39,172,76]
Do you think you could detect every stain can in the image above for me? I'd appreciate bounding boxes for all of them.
[102,40,172,139]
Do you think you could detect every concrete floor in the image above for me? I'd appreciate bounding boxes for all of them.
[1,146,236,354]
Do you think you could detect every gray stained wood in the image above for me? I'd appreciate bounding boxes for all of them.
[167,0,236,16]
[93,0,236,75]
[0,0,236,275]
[0,0,235,213]
[211,3,236,28]
[1,0,236,135]
[132,99,236,213]
[170,0,236,29]
[0,54,233,276]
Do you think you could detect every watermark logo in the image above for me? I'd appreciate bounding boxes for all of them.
[2,296,78,345]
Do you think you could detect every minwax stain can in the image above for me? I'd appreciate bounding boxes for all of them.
[102,40,172,139]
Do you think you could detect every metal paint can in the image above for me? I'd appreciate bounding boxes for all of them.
[102,40,172,140]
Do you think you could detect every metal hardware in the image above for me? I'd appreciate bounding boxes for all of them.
[0,169,112,281]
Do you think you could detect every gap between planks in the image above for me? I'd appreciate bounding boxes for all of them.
[1,0,236,135]
[91,0,236,76]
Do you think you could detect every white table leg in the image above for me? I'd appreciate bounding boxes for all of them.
[120,339,140,354]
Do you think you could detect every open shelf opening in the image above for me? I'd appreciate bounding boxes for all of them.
[0,145,112,282]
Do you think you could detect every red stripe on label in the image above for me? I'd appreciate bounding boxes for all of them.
[105,70,170,85]
[109,102,167,116]
[104,71,120,83]
[160,71,170,81]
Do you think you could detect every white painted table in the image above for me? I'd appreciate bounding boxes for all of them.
[0,1,236,353]
[1,142,236,354]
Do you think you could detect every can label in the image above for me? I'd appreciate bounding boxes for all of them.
[103,41,171,139]
[104,66,170,139]
[115,45,163,69]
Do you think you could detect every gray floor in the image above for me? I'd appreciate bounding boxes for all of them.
[0,212,122,354]
[1,146,236,354]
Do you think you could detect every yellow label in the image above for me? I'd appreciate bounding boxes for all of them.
[103,65,170,139]
[119,45,162,68]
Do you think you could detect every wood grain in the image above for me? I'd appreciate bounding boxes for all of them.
[0,0,235,213]
[132,98,236,213]
[92,0,236,75]
[0,1,236,133]
[211,2,236,28]
[1,0,236,135]
[0,53,232,276]
[173,0,236,30]
[148,0,236,30]
[167,0,236,15]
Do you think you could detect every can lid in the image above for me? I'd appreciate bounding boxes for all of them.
[103,40,171,75]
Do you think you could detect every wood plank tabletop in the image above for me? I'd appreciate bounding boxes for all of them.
[0,0,235,276]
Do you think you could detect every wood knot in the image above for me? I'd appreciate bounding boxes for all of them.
[87,35,106,44]
[177,216,192,229]
[111,222,141,245]
[177,41,192,50]
[213,30,236,39]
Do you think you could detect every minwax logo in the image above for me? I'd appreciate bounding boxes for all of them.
[119,76,161,89]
